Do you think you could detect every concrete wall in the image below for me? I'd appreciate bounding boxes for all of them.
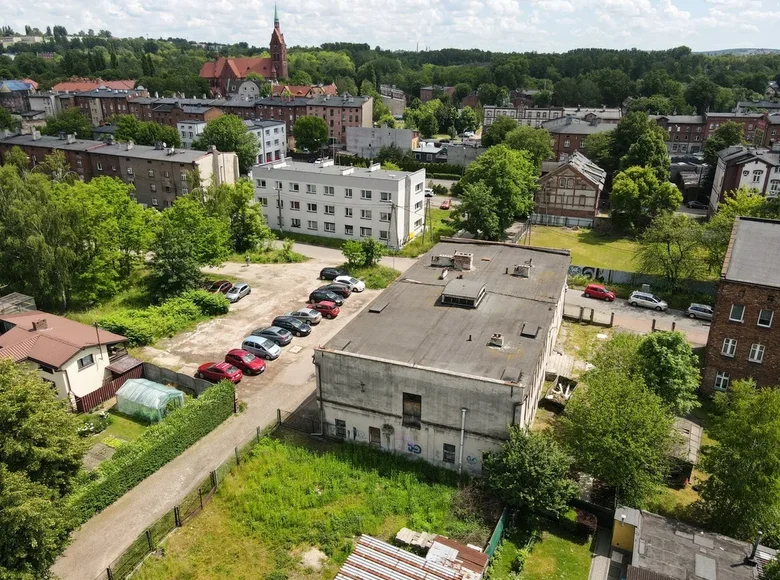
[346,127,415,159]
[567,264,717,295]
[446,145,485,167]
[142,362,212,397]
[381,95,405,117]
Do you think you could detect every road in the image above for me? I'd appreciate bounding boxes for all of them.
[565,288,710,346]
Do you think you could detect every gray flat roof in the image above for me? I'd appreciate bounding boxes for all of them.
[255,160,421,181]
[245,119,285,128]
[724,217,780,288]
[320,240,570,383]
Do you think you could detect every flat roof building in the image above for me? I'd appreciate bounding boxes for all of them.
[314,240,570,474]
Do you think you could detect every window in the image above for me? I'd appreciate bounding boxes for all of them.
[753,170,764,183]
[345,208,353,218]
[149,184,157,192]
[324,222,336,232]
[164,171,169,178]
[291,218,301,228]
[307,203,317,213]
[402,393,422,428]
[335,419,346,439]
[414,201,423,210]
[127,166,134,175]
[151,198,158,206]
[181,172,187,182]
[749,343,765,363]
[579,195,587,206]
[345,188,353,198]
[414,218,422,228]
[76,159,82,168]
[77,354,95,370]
[361,209,372,220]
[275,181,283,190]
[289,182,300,192]
[148,169,154,177]
[770,180,780,195]
[323,205,335,215]
[379,230,389,240]
[380,212,391,222]
[290,201,300,210]
[306,184,317,194]
[415,183,423,192]
[758,309,774,327]
[369,426,381,446]
[324,186,334,196]
[443,443,456,463]
[714,371,730,391]
[563,139,570,148]
[97,161,103,171]
[730,304,745,322]
[345,224,354,236]
[722,338,737,357]
[256,179,266,188]
[258,197,268,206]
[181,187,188,194]
[307,220,318,230]
[380,192,391,202]
[361,189,372,200]
[558,177,566,187]
[360,227,372,237]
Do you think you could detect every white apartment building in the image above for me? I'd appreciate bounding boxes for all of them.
[483,105,565,129]
[245,119,287,165]
[177,120,206,149]
[252,159,426,249]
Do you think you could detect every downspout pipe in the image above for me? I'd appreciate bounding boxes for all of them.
[310,354,324,436]
[458,407,467,475]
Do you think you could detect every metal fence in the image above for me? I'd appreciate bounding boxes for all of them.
[484,506,510,557]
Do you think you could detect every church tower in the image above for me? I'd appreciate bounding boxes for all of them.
[270,4,288,79]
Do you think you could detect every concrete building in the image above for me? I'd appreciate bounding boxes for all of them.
[252,159,426,249]
[0,133,238,208]
[74,86,147,125]
[379,85,406,117]
[26,92,60,118]
[483,105,566,131]
[542,116,615,162]
[245,119,287,164]
[533,151,606,227]
[706,112,768,146]
[346,126,417,160]
[255,95,310,138]
[177,120,207,149]
[413,141,447,163]
[314,240,570,474]
[709,145,780,211]
[0,80,34,113]
[306,94,373,146]
[702,217,780,394]
[420,85,455,103]
[650,115,706,154]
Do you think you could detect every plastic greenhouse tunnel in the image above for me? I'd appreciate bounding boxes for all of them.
[115,378,185,423]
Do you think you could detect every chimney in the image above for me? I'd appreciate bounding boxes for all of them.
[57,131,65,140]
[32,130,41,141]
[126,139,134,150]
[489,333,504,348]
[32,319,48,331]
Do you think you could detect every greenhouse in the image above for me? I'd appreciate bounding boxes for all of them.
[115,378,185,423]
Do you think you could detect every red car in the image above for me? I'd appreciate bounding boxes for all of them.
[196,361,243,383]
[583,283,615,302]
[208,280,232,294]
[440,199,451,210]
[224,349,266,375]
[307,301,340,319]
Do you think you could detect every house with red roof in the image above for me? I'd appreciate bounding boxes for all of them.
[51,78,137,93]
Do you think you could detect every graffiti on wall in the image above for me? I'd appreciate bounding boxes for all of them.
[466,455,480,466]
[568,264,717,295]
[406,442,422,454]
[352,428,366,441]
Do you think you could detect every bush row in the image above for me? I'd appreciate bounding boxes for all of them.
[428,173,462,181]
[68,381,235,523]
[98,290,229,346]
[395,158,466,176]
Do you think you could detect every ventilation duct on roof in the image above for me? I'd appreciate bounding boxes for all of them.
[489,333,504,347]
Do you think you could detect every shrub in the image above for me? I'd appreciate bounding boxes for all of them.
[68,381,235,523]
[429,173,462,180]
[431,184,449,196]
[180,289,230,316]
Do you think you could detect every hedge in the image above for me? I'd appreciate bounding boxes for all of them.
[396,158,466,176]
[428,173,462,180]
[68,381,235,523]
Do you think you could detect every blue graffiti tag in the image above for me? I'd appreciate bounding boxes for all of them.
[407,443,422,454]
[466,455,479,465]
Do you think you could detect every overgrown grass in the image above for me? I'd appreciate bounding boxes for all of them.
[228,249,309,264]
[340,263,400,289]
[521,524,591,580]
[399,208,456,258]
[526,226,639,271]
[273,230,346,250]
[134,434,495,580]
[561,321,613,363]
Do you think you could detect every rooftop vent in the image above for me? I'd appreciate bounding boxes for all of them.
[341,167,355,176]
[489,333,504,347]
[368,162,381,172]
[520,323,540,339]
[441,279,487,309]
[453,251,473,271]
[32,130,41,141]
[513,258,534,278]
[32,318,48,331]
[320,159,334,168]
[431,254,455,268]
[126,140,134,150]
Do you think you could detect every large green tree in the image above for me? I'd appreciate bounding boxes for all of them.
[703,121,745,168]
[193,114,258,174]
[619,130,670,183]
[610,166,682,232]
[636,331,701,416]
[480,116,518,148]
[0,106,19,131]
[292,115,329,154]
[635,212,704,289]
[685,75,719,115]
[451,182,501,240]
[40,107,93,140]
[503,126,553,169]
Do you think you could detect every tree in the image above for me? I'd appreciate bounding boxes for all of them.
[3,146,29,174]
[193,114,258,174]
[583,131,616,176]
[619,130,670,183]
[198,181,274,253]
[703,121,745,168]
[477,83,500,106]
[416,109,438,138]
[560,369,674,507]
[504,126,553,169]
[685,76,719,115]
[454,82,472,103]
[135,121,181,148]
[635,213,704,288]
[32,149,79,184]
[610,112,665,169]
[0,106,18,131]
[452,182,501,240]
[533,90,552,107]
[41,108,93,140]
[636,331,701,416]
[700,380,780,539]
[483,427,578,516]
[610,166,682,232]
[292,115,329,154]
[360,237,386,265]
[455,106,478,134]
[481,116,518,148]
[342,239,365,268]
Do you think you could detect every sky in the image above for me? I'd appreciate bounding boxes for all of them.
[4,0,779,53]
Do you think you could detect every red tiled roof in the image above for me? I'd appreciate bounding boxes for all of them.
[200,57,275,80]
[22,78,38,90]
[271,83,338,97]
[52,78,136,93]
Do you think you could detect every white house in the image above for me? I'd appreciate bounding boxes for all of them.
[251,159,426,249]
[245,119,287,165]
[177,120,207,149]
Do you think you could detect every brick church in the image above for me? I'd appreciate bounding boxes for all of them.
[199,5,288,96]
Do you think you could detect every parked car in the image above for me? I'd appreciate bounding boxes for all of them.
[285,307,323,325]
[687,303,713,321]
[317,283,351,299]
[334,275,366,292]
[224,349,267,375]
[226,283,251,303]
[307,301,340,319]
[687,200,708,210]
[240,336,281,360]
[583,283,615,302]
[250,326,293,346]
[440,199,451,210]
[424,188,434,197]
[309,289,344,306]
[320,267,345,281]
[208,280,232,294]
[272,316,312,337]
[196,361,242,383]
[628,291,668,311]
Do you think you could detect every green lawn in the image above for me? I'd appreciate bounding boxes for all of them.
[340,263,400,289]
[228,248,309,265]
[100,410,148,443]
[525,226,639,271]
[134,432,494,580]
[274,230,345,250]
[399,208,456,258]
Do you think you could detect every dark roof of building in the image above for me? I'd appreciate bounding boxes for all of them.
[722,217,780,288]
[307,94,371,108]
[540,152,606,190]
[649,115,704,124]
[244,119,285,129]
[717,146,780,167]
[542,116,616,135]
[320,240,570,385]
[256,96,311,107]
[706,112,765,119]
[75,87,143,98]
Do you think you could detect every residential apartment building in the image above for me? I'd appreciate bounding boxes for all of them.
[702,217,780,393]
[0,133,238,208]
[420,85,455,103]
[270,83,337,98]
[313,240,570,474]
[483,105,620,132]
[51,78,136,93]
[245,119,287,164]
[346,126,417,159]
[26,92,60,118]
[305,94,373,146]
[177,120,207,149]
[0,80,33,113]
[649,115,705,154]
[255,96,309,137]
[74,87,147,125]
[542,116,615,161]
[533,152,606,227]
[127,97,223,126]
[379,84,406,117]
[251,159,426,249]
[705,112,767,146]
[709,145,780,211]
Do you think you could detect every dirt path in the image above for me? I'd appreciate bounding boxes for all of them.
[53,255,414,580]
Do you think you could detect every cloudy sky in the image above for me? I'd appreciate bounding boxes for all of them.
[4,0,778,53]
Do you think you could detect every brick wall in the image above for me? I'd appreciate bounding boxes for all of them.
[702,280,780,394]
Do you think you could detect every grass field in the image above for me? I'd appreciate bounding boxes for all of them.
[340,263,400,289]
[525,226,639,271]
[399,208,456,258]
[134,433,495,580]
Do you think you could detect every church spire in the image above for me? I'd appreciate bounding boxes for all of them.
[274,4,279,29]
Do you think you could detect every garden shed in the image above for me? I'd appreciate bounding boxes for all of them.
[115,378,185,423]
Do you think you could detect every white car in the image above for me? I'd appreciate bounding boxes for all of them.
[335,275,365,292]
[628,291,668,311]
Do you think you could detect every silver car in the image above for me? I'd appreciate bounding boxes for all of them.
[226,283,251,303]
[687,303,713,321]
[628,291,668,311]
[241,336,281,360]
[285,308,323,325]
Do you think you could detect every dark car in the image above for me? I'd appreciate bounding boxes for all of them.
[308,300,340,319]
[308,289,344,306]
[196,361,242,383]
[208,280,232,294]
[319,267,345,280]
[317,283,351,299]
[272,316,312,337]
[687,200,709,210]
[250,326,293,346]
[224,349,266,375]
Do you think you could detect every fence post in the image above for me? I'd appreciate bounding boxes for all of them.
[210,470,217,490]
[671,321,676,331]
[146,529,153,551]
[174,505,181,527]
[233,394,238,414]
[199,487,204,510]
[589,308,594,323]
[257,426,261,442]
[610,312,614,327]
[106,568,114,580]
[651,318,656,332]
[579,306,584,322]
[277,408,282,426]
[235,446,240,465]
